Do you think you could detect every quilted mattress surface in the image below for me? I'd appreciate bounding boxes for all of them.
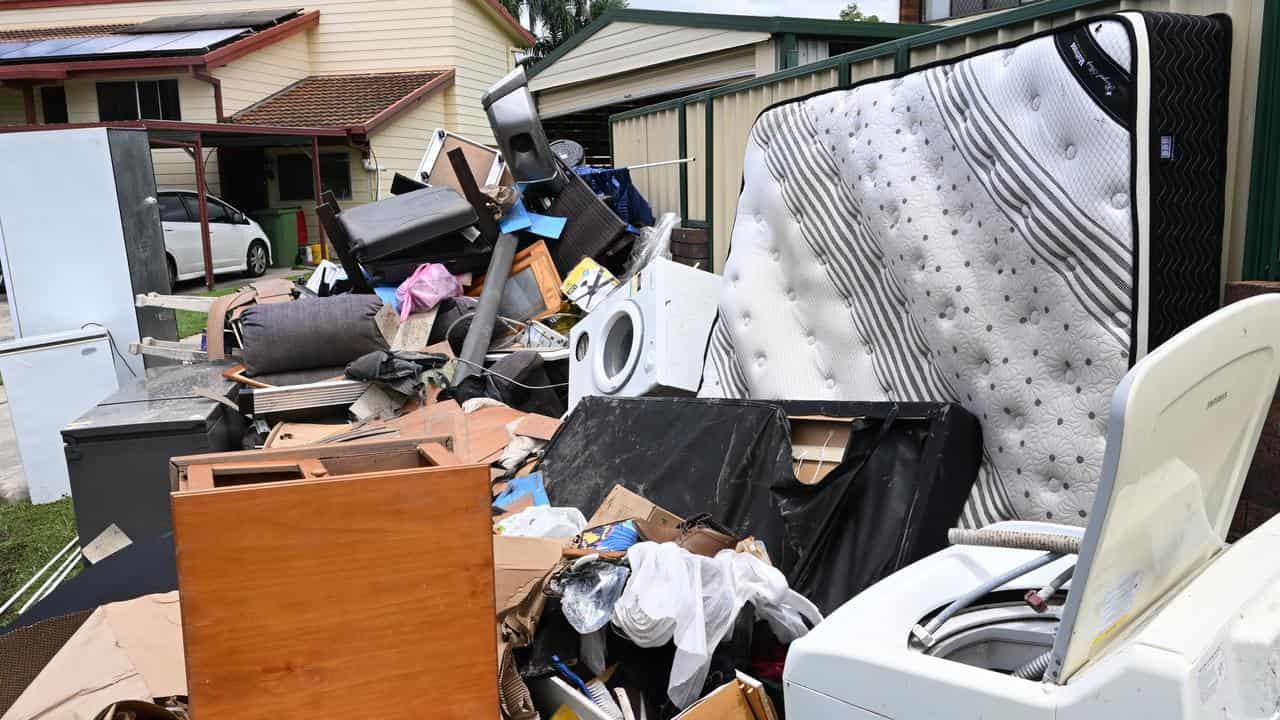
[701,11,1231,527]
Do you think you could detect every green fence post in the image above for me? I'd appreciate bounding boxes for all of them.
[1244,0,1280,280]
[678,102,689,224]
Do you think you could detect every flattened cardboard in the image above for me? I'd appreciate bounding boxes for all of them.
[2,593,185,720]
[492,535,565,615]
[589,485,682,529]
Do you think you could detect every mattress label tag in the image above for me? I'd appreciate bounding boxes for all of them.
[1161,135,1176,161]
[1055,26,1133,129]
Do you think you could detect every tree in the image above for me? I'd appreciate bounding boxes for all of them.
[501,0,630,63]
[839,2,882,22]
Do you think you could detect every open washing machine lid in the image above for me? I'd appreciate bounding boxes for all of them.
[1047,296,1280,684]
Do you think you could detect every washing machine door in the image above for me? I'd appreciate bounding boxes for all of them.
[593,300,644,395]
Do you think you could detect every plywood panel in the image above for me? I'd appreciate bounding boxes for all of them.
[172,464,496,719]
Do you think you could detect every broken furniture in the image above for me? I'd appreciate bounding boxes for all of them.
[482,67,568,205]
[417,128,510,194]
[171,463,497,718]
[700,11,1232,530]
[170,438,459,491]
[0,127,176,381]
[466,239,562,322]
[318,185,491,286]
[568,258,721,411]
[784,292,1280,718]
[238,292,387,376]
[0,329,120,503]
[62,363,240,552]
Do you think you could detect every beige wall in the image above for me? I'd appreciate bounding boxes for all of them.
[217,29,312,116]
[368,92,449,192]
[0,0,523,141]
[451,0,515,143]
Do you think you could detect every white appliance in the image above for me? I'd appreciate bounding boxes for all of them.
[0,127,175,383]
[785,295,1280,719]
[569,258,722,411]
[0,329,120,504]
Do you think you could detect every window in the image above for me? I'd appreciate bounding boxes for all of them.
[277,153,352,201]
[158,194,189,222]
[179,195,234,223]
[96,80,181,121]
[40,86,67,124]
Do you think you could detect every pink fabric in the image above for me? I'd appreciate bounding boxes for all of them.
[395,263,462,321]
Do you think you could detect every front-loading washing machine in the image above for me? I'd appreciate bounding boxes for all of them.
[568,258,721,411]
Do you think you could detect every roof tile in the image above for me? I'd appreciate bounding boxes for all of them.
[0,24,131,42]
[232,71,451,130]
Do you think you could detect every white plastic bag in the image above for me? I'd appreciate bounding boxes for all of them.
[493,505,586,538]
[611,542,822,709]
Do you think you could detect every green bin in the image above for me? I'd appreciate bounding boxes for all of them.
[251,207,301,268]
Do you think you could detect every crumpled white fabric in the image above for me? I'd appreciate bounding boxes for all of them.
[611,542,823,708]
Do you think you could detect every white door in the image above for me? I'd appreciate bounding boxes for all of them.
[160,193,202,277]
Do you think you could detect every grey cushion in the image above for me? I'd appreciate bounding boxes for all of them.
[239,295,388,376]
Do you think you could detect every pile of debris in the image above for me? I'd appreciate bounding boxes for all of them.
[0,68,921,720]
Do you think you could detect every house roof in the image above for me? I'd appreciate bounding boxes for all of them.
[0,0,536,47]
[0,23,130,41]
[232,69,455,135]
[529,9,935,78]
[0,9,319,80]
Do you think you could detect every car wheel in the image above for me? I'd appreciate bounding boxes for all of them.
[166,255,178,293]
[246,240,269,278]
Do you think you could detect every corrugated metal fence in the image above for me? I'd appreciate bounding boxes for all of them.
[610,0,1278,283]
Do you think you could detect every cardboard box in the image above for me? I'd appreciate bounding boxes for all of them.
[588,485,682,530]
[493,535,566,615]
[673,675,778,720]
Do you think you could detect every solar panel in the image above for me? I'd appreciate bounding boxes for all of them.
[126,9,301,34]
[0,27,248,64]
[0,36,93,60]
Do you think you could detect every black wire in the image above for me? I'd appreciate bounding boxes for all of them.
[81,322,137,378]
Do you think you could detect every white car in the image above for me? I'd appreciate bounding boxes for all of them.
[157,190,272,289]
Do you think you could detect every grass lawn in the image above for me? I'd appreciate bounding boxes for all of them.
[174,272,309,339]
[0,497,77,626]
[175,285,241,339]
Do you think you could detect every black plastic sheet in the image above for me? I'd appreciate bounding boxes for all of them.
[537,397,796,570]
[773,401,983,615]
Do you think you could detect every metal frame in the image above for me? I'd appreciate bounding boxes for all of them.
[609,0,1280,280]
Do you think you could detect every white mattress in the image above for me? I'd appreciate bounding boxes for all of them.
[701,12,1231,527]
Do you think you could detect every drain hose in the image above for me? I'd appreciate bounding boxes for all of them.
[912,551,1062,647]
[948,528,1082,555]
[1012,650,1053,680]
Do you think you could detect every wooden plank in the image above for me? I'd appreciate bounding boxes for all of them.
[172,464,497,719]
